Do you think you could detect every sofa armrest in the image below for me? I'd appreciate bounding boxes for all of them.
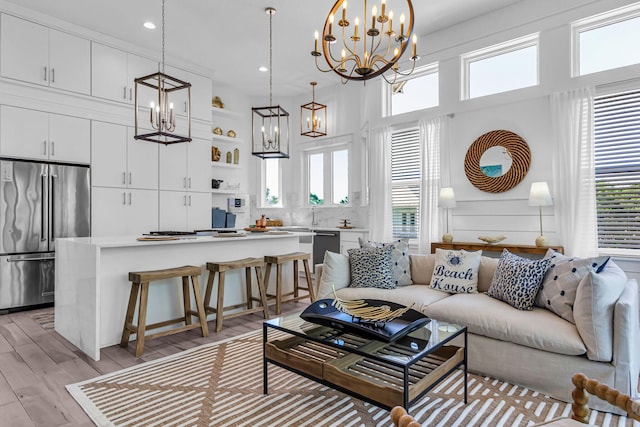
[612,279,640,396]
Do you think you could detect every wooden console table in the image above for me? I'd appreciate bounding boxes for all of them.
[431,242,564,256]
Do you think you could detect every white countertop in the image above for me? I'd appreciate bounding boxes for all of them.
[56,231,314,249]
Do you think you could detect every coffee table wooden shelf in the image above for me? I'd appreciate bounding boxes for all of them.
[263,314,467,410]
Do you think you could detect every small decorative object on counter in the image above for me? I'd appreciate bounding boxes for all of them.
[212,96,224,109]
[213,127,223,135]
[226,151,232,163]
[339,219,353,229]
[211,179,224,189]
[233,148,239,164]
[260,214,267,228]
[478,235,507,244]
[227,129,236,138]
[266,219,283,226]
[211,146,221,162]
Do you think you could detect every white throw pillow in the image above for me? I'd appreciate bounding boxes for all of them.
[429,248,482,294]
[316,251,350,299]
[573,261,627,362]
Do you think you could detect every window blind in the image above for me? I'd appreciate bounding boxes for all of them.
[391,128,421,238]
[595,89,640,250]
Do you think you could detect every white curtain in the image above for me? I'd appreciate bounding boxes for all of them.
[550,87,597,257]
[368,126,393,242]
[418,116,447,253]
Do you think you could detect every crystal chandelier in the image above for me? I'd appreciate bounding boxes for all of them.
[252,7,290,159]
[300,82,327,138]
[134,0,191,144]
[311,0,418,84]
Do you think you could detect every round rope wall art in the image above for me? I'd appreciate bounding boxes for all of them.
[464,130,531,193]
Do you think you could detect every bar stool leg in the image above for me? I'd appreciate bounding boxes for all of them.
[276,263,283,315]
[254,265,270,320]
[190,275,209,337]
[245,267,253,310]
[182,275,192,326]
[120,282,140,347]
[303,259,316,302]
[215,272,226,333]
[135,282,150,357]
[204,269,215,314]
[293,260,299,299]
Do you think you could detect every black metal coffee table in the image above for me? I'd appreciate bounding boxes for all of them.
[263,313,467,409]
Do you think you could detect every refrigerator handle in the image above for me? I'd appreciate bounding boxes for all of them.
[40,174,47,241]
[50,174,56,242]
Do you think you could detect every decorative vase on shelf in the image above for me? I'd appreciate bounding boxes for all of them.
[233,148,239,164]
[211,146,221,162]
[226,151,232,163]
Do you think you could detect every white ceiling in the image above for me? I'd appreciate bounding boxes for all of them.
[5,0,522,97]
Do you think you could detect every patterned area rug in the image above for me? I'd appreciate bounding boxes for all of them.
[67,328,638,427]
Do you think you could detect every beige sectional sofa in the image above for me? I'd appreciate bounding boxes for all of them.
[315,253,640,414]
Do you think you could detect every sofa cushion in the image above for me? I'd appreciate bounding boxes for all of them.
[359,237,412,286]
[574,261,627,362]
[487,250,550,310]
[478,256,499,293]
[429,248,482,294]
[347,246,395,289]
[535,249,610,324]
[317,251,350,299]
[409,254,436,285]
[335,285,450,315]
[424,293,587,356]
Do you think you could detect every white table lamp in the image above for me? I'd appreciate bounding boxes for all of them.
[439,187,457,243]
[528,182,553,247]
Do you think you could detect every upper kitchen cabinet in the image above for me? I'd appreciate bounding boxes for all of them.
[91,121,158,190]
[0,105,90,164]
[164,65,212,121]
[91,42,158,107]
[0,14,90,94]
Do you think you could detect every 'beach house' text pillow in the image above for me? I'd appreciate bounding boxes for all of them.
[429,248,482,294]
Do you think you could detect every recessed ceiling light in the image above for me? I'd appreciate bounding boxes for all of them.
[258,66,268,72]
[144,22,156,30]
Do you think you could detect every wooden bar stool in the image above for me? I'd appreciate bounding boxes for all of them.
[120,265,209,357]
[204,257,270,332]
[263,252,315,315]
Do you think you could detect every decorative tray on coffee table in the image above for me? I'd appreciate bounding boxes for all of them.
[300,298,430,343]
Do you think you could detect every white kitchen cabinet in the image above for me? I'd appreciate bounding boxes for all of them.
[165,65,212,121]
[340,231,369,255]
[0,14,90,94]
[158,190,211,230]
[158,137,210,192]
[91,187,158,237]
[0,105,90,163]
[91,43,157,106]
[91,122,158,190]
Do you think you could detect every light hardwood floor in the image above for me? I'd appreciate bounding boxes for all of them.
[0,302,306,426]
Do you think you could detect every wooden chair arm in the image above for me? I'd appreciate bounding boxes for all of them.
[571,373,640,422]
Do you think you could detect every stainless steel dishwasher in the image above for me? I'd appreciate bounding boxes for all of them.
[313,230,340,266]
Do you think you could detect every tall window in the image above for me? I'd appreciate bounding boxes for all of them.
[386,64,439,116]
[461,34,539,99]
[573,4,640,76]
[263,158,282,207]
[306,144,350,206]
[594,89,640,251]
[391,127,420,239]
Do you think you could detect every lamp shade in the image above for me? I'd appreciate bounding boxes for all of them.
[528,182,553,206]
[438,187,457,208]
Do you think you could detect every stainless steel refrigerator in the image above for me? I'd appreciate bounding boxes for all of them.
[0,159,90,311]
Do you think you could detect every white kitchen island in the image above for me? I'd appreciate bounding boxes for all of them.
[55,232,311,360]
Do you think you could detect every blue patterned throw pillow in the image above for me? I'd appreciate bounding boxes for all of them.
[534,249,610,323]
[347,245,395,289]
[487,249,551,310]
[358,237,412,286]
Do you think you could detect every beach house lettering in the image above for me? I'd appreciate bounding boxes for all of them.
[431,264,475,293]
